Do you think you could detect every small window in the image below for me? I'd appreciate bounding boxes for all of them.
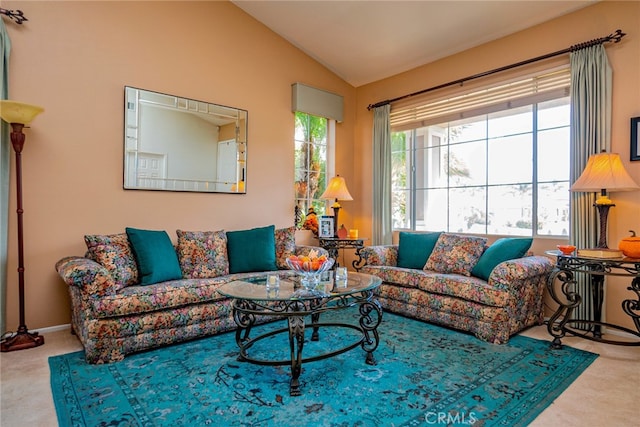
[294,112,331,227]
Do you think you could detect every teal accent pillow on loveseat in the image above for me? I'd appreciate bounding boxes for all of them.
[471,237,533,281]
[226,225,278,274]
[397,231,442,269]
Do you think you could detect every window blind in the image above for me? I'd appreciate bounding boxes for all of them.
[390,67,570,131]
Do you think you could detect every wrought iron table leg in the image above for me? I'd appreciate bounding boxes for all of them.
[622,277,640,332]
[288,316,305,396]
[233,300,256,361]
[546,269,580,349]
[353,245,366,271]
[592,275,604,338]
[311,312,320,341]
[358,296,382,365]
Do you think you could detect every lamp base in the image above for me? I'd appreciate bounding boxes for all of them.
[332,205,341,237]
[594,203,613,249]
[0,327,44,352]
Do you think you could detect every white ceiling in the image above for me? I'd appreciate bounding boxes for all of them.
[232,0,596,87]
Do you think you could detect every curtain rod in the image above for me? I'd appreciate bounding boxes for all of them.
[367,29,625,111]
[0,7,28,25]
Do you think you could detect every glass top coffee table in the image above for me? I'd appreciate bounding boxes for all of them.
[217,272,383,396]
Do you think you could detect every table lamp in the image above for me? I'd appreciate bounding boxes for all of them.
[0,100,45,352]
[570,151,639,248]
[320,175,353,237]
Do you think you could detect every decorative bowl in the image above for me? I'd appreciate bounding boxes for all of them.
[557,245,576,255]
[285,255,334,290]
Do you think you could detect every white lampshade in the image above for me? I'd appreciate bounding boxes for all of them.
[320,175,353,201]
[0,100,44,125]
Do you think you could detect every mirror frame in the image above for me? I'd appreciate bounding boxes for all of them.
[123,86,247,193]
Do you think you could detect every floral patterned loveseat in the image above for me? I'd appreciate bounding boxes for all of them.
[55,225,326,364]
[358,232,554,344]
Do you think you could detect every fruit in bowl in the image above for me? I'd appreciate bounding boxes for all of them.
[285,250,333,272]
[286,250,334,290]
[557,245,576,255]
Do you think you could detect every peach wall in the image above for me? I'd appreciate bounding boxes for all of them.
[2,1,356,329]
[355,1,640,329]
[3,1,639,332]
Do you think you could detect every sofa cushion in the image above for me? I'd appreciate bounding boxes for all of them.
[176,230,229,279]
[275,226,296,269]
[126,227,183,285]
[424,233,487,276]
[471,237,533,281]
[84,233,138,290]
[92,277,228,318]
[226,225,278,274]
[360,265,510,307]
[90,270,297,319]
[397,231,442,269]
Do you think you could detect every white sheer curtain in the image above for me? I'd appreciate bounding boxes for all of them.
[372,105,392,245]
[569,44,612,325]
[1,19,11,334]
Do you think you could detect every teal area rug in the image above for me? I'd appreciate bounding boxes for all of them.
[49,312,597,427]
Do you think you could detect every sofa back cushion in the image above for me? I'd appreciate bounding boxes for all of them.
[471,237,533,280]
[424,233,487,276]
[397,231,442,269]
[226,225,278,274]
[84,233,138,290]
[275,226,296,269]
[176,230,230,279]
[125,227,183,286]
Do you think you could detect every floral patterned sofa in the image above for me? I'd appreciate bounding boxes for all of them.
[55,225,326,364]
[358,232,554,344]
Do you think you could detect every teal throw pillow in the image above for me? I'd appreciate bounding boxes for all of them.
[125,227,182,285]
[397,231,442,269]
[471,237,533,281]
[226,225,277,274]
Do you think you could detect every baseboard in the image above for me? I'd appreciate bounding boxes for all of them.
[543,317,638,340]
[602,327,637,340]
[32,324,71,334]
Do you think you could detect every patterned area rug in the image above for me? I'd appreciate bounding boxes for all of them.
[49,311,597,426]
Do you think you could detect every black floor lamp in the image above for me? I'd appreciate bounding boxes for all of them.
[0,100,45,352]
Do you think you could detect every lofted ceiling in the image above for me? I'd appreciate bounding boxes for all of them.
[232,0,597,87]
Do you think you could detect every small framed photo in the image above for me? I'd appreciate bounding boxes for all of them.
[319,216,334,238]
[631,117,640,161]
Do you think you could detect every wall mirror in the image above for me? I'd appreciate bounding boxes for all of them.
[123,86,247,193]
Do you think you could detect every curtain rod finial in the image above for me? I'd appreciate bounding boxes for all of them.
[611,29,626,43]
[0,8,28,25]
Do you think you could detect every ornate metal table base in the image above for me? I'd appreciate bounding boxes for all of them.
[318,237,367,271]
[546,252,640,348]
[232,291,382,396]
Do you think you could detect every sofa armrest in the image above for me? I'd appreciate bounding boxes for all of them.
[360,245,398,267]
[55,256,118,297]
[295,245,329,258]
[488,256,554,290]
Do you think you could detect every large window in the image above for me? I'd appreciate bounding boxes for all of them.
[392,96,570,237]
[294,112,330,223]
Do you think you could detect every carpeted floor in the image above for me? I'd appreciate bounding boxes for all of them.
[49,311,597,427]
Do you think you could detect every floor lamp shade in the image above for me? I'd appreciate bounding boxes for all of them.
[0,100,44,125]
[320,175,353,237]
[570,151,640,248]
[0,100,45,352]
